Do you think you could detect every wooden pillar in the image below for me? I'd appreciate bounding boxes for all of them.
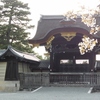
[92,52,96,71]
[50,47,54,72]
[89,52,96,72]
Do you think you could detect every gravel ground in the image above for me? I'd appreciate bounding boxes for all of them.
[0,87,100,100]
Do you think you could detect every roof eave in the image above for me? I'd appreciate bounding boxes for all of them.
[29,27,91,45]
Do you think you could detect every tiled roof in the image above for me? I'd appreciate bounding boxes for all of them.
[38,60,50,69]
[0,46,40,63]
[33,15,65,40]
[31,15,100,41]
[11,48,40,62]
[0,50,6,55]
[29,15,100,45]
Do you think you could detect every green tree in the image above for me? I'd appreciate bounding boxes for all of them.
[0,0,34,52]
[36,55,44,60]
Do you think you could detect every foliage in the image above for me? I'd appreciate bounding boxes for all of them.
[65,4,100,55]
[44,56,50,60]
[35,53,44,60]
[78,36,98,55]
[34,53,50,60]
[0,0,34,52]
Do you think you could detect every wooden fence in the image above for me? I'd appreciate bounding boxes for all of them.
[50,73,100,86]
[19,72,100,90]
[19,72,49,90]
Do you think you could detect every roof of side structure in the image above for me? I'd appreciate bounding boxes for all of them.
[0,46,40,63]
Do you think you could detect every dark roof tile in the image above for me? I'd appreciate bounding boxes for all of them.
[38,60,50,69]
[0,46,40,63]
[30,15,90,41]
[29,15,100,44]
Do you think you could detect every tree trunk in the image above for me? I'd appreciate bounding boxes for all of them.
[7,6,13,45]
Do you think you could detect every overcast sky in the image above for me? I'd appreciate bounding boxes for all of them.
[22,0,99,20]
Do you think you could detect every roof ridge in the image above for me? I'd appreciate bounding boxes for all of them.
[8,46,35,56]
[41,15,65,19]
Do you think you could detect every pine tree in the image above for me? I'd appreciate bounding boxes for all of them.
[0,0,34,52]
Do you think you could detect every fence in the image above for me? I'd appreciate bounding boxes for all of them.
[50,73,100,86]
[19,72,100,90]
[19,72,49,90]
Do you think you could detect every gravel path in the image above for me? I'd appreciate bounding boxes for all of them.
[0,87,100,100]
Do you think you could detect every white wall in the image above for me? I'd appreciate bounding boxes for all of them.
[18,62,31,73]
[96,54,100,61]
[0,62,7,81]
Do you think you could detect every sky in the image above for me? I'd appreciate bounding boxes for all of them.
[20,0,100,56]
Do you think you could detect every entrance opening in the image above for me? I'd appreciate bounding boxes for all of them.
[59,59,89,72]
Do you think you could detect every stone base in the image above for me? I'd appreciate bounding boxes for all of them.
[0,81,20,92]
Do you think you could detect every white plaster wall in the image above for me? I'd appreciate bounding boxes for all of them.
[0,62,20,92]
[18,62,31,73]
[0,62,7,81]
